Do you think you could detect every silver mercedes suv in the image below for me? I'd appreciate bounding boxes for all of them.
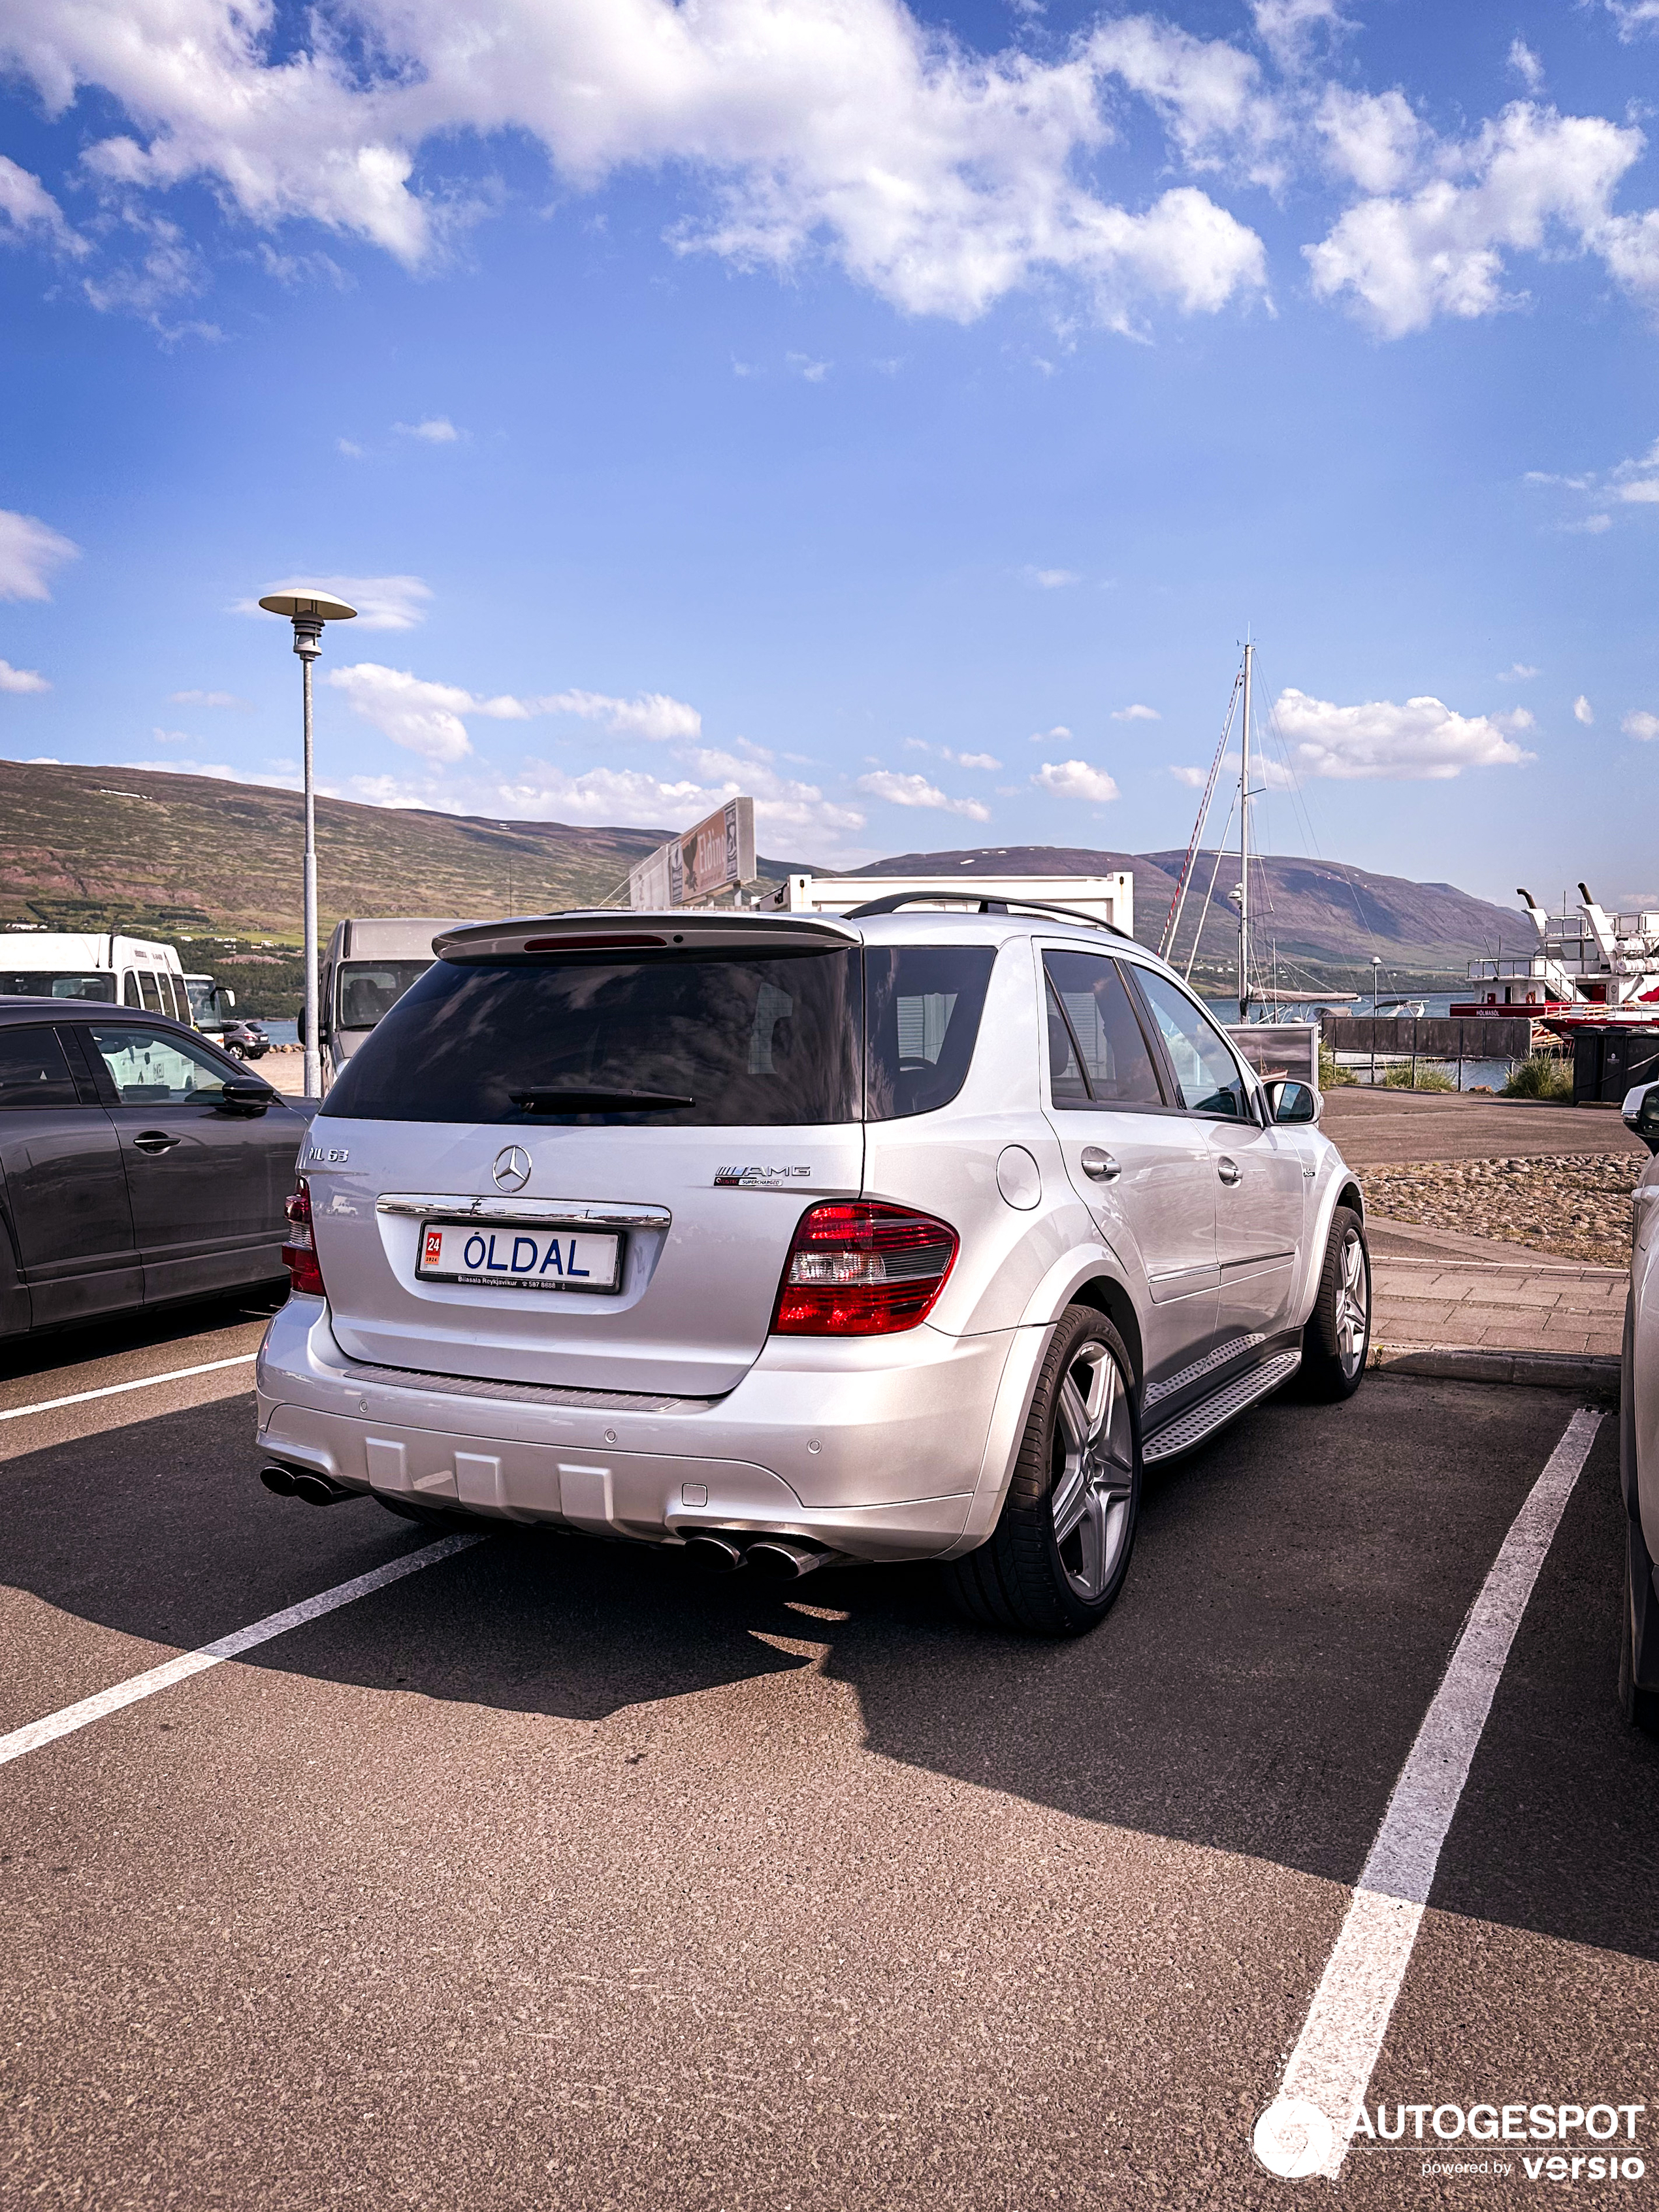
[255,897,1370,1636]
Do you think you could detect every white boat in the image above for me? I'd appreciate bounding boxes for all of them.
[1452,883,1659,1030]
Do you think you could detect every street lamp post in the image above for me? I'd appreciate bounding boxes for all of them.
[257,589,357,1097]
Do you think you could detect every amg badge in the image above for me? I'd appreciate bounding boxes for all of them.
[715,1164,811,1189]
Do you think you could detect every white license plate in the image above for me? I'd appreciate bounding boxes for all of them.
[416,1220,624,1294]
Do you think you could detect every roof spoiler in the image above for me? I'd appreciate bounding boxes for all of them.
[432,909,861,961]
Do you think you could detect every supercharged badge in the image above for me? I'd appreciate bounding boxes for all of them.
[715,1164,811,1188]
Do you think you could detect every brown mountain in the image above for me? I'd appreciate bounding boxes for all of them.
[852,843,1528,980]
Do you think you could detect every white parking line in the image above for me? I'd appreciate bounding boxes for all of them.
[0,1535,485,1770]
[1262,1405,1605,2179]
[0,1354,257,1423]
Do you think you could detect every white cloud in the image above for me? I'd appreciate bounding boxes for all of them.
[0,0,1270,331]
[1624,710,1659,741]
[537,689,702,741]
[1567,513,1613,534]
[1027,567,1081,589]
[235,573,433,630]
[0,508,78,601]
[150,726,193,742]
[0,659,50,694]
[1111,701,1160,721]
[120,756,251,782]
[1270,687,1536,778]
[1027,723,1072,743]
[1603,1,1659,35]
[952,750,1001,770]
[326,662,532,762]
[786,352,829,382]
[395,415,460,442]
[1306,103,1650,336]
[1496,662,1539,681]
[1508,39,1544,93]
[1574,694,1594,725]
[1251,0,1346,68]
[325,662,705,768]
[1033,758,1120,803]
[0,154,86,255]
[856,769,991,820]
[1313,87,1420,195]
[1168,763,1208,787]
[169,687,248,708]
[336,438,366,459]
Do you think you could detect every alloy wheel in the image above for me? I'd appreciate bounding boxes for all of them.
[1050,1340,1136,1602]
[1336,1229,1368,1378]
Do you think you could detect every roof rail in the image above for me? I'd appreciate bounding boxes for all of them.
[844,889,1131,939]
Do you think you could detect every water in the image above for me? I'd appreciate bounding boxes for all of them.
[257,1017,298,1046]
[1199,992,1531,1092]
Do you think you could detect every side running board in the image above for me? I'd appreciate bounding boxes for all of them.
[1142,1346,1302,1463]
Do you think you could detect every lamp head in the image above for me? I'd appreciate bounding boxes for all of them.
[257,588,358,662]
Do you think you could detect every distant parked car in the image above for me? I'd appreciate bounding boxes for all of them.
[0,998,314,1339]
[256,898,1370,1635]
[1618,1079,1659,1732]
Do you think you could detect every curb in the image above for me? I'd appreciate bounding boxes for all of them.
[1368,1342,1621,1399]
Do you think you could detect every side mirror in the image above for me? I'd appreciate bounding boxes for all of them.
[218,1079,274,1116]
[1623,1081,1659,1155]
[295,1007,308,1044]
[222,988,236,1009]
[1266,1079,1321,1126]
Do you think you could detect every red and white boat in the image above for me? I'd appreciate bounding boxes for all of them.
[1451,883,1659,1034]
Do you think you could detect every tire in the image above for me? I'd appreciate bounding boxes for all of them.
[942,1305,1142,1638]
[1619,1297,1659,1734]
[1298,1205,1370,1401]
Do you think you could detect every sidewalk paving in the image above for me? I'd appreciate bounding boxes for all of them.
[1365,1215,1625,1395]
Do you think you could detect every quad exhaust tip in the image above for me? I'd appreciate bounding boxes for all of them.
[259,1463,359,1507]
[680,1531,843,1580]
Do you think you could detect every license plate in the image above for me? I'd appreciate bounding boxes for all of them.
[416,1220,624,1295]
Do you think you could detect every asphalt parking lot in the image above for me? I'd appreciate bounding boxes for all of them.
[2,1297,1656,2209]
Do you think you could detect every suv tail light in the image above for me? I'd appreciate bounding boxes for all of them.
[772,1202,958,1335]
[282,1178,327,1298]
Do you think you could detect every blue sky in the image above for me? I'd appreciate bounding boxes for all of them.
[1,0,1657,908]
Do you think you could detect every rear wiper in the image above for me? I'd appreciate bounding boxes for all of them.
[509,1086,695,1113]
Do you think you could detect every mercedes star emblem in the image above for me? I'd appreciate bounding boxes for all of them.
[492,1144,532,1193]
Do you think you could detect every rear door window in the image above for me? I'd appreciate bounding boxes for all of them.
[0,1026,81,1110]
[87,1024,235,1106]
[865,946,997,1120]
[0,971,118,1003]
[1042,952,1167,1111]
[323,949,864,1126]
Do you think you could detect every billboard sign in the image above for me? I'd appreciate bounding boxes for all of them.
[627,796,756,909]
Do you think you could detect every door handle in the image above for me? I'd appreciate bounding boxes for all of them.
[1216,1156,1241,1185]
[1080,1147,1120,1182]
[133,1131,180,1155]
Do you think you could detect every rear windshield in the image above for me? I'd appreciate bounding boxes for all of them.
[321,942,999,1127]
[0,970,117,1002]
[322,949,865,1126]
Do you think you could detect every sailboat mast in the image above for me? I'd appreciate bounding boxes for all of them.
[1238,639,1253,1020]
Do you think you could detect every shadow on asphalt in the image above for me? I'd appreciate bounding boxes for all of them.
[0,1285,287,1388]
[3,1373,1654,1960]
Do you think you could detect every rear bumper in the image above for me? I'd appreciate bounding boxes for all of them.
[254,1297,1016,1562]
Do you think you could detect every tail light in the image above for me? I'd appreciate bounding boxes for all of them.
[772,1201,958,1335]
[282,1178,327,1298]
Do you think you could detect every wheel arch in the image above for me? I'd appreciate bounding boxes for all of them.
[1066,1273,1144,1391]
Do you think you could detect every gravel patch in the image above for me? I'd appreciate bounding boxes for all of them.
[1364,1153,1641,1267]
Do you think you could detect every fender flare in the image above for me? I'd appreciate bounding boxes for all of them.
[938,1240,1146,1559]
[1291,1168,1366,1329]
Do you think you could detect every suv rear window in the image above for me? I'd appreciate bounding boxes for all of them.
[321,949,865,1126]
[321,941,1001,1128]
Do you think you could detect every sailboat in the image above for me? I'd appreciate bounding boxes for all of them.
[1156,644,1357,1020]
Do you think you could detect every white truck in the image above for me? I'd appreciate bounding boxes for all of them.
[0,932,190,1021]
[315,917,469,1086]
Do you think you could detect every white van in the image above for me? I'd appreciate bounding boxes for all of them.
[0,932,190,1022]
[317,917,468,1085]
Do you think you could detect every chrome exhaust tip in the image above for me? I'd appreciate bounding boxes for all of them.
[681,1533,747,1574]
[259,1463,297,1497]
[745,1538,835,1582]
[262,1463,358,1506]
